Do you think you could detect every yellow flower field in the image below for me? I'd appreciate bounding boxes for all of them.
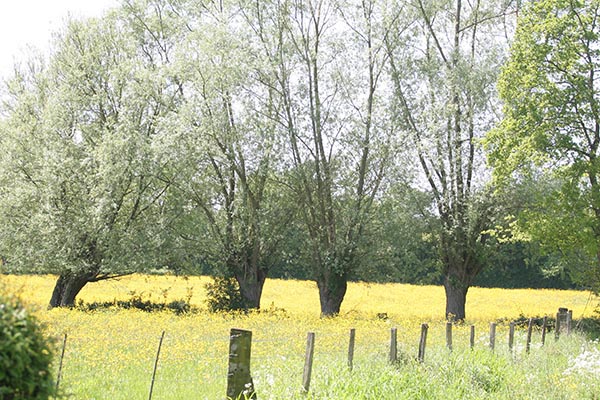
[4,273,593,322]
[1,274,598,399]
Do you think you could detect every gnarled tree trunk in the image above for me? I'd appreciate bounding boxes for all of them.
[317,272,348,317]
[49,270,98,308]
[442,252,482,321]
[444,273,470,321]
[235,266,268,310]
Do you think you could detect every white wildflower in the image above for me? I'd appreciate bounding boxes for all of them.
[563,347,600,376]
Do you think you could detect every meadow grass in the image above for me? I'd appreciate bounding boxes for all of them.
[2,274,600,399]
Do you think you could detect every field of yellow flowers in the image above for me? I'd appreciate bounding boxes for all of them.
[2,274,600,399]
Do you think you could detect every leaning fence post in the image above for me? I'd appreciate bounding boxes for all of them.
[446,322,453,352]
[470,325,475,350]
[302,332,315,393]
[348,328,356,371]
[489,323,496,351]
[148,331,165,400]
[389,328,397,364]
[227,329,256,400]
[508,322,515,352]
[56,333,67,393]
[526,318,534,354]
[418,324,428,363]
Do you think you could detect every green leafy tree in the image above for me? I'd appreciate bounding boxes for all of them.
[0,7,182,307]
[486,0,600,291]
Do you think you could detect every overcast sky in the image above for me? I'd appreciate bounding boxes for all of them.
[0,0,119,80]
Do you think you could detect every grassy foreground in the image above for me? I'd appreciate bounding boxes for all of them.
[2,274,600,399]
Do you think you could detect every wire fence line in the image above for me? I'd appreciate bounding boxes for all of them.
[52,308,577,399]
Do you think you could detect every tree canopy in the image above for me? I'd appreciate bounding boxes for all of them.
[486,0,600,291]
[0,7,181,307]
[0,0,582,317]
[386,0,516,320]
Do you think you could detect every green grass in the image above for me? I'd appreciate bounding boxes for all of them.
[48,311,600,399]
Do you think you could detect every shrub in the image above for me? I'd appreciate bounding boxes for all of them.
[75,291,194,315]
[0,294,56,399]
[205,277,246,312]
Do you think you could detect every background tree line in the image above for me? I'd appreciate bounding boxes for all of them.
[0,0,593,320]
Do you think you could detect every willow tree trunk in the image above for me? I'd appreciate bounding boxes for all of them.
[317,272,348,317]
[444,276,469,321]
[235,267,268,310]
[443,260,481,321]
[49,271,97,308]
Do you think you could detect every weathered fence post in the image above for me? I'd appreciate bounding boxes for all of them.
[148,331,165,400]
[302,332,315,393]
[508,322,515,352]
[470,325,475,350]
[526,318,534,354]
[418,324,428,363]
[227,329,256,400]
[56,333,67,393]
[446,322,453,352]
[348,329,356,371]
[541,316,547,346]
[555,311,562,340]
[389,328,397,364]
[489,323,496,351]
[556,308,571,340]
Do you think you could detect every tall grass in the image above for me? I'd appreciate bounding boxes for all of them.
[2,274,599,399]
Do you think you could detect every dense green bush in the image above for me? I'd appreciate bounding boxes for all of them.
[205,277,246,312]
[0,294,56,399]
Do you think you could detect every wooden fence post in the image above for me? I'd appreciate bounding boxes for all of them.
[541,316,547,346]
[558,307,573,339]
[148,331,165,400]
[418,324,428,363]
[470,325,475,350]
[348,329,356,371]
[446,322,453,352]
[526,318,533,354]
[227,329,256,400]
[389,328,397,364]
[508,322,515,352]
[302,332,315,393]
[555,311,561,340]
[489,323,496,351]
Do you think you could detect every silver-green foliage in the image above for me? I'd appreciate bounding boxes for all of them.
[0,7,181,303]
[387,0,516,320]
[0,0,295,308]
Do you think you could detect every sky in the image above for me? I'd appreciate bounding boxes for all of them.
[0,0,119,80]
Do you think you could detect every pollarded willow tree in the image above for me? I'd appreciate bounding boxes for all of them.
[248,0,397,316]
[387,0,516,320]
[0,4,185,307]
[486,0,600,292]
[164,0,292,309]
